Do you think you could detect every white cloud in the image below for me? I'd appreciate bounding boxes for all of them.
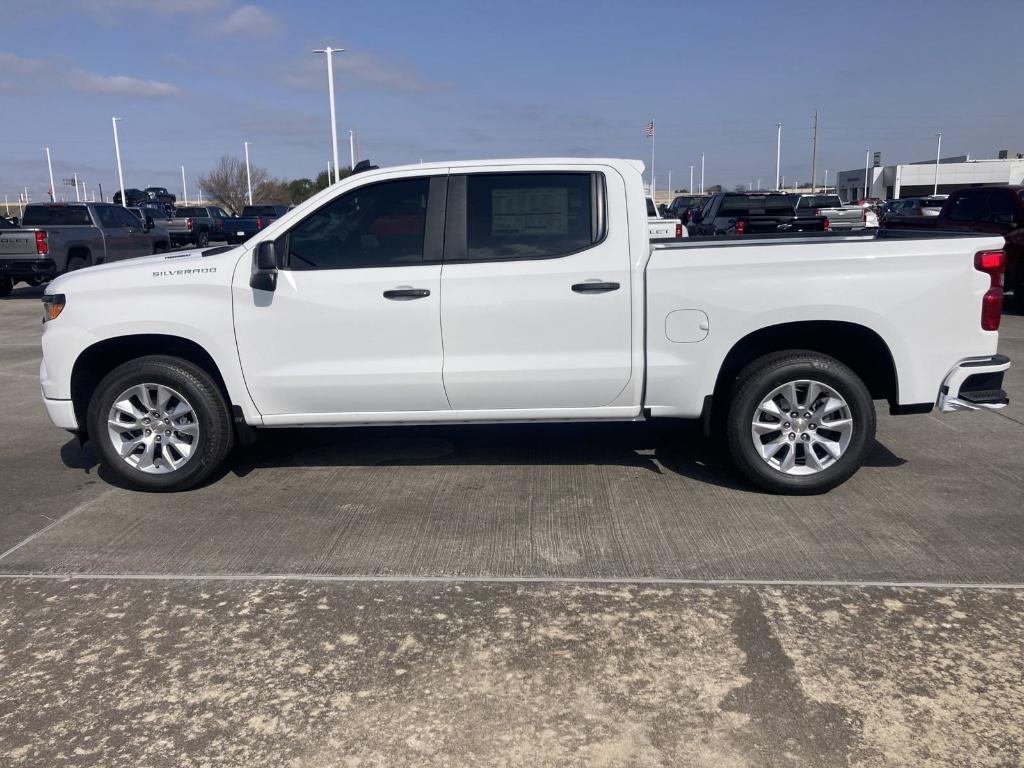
[0,51,183,98]
[282,51,440,94]
[67,70,183,97]
[209,4,280,39]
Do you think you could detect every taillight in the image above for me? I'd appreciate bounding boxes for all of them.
[186,217,193,232]
[35,231,48,255]
[735,219,746,235]
[975,249,1005,331]
[256,216,264,230]
[823,218,830,231]
[675,222,682,238]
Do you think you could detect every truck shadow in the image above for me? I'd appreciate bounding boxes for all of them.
[60,418,906,493]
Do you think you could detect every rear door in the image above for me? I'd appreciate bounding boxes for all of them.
[439,168,632,411]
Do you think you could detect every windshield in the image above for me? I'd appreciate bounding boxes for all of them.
[796,195,842,209]
[719,194,795,215]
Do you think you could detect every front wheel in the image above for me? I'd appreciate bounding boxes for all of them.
[726,351,875,494]
[87,355,234,491]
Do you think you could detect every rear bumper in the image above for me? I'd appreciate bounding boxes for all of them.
[0,258,58,281]
[938,354,1011,412]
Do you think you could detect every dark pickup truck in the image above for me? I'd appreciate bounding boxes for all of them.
[882,186,1023,299]
[687,192,828,236]
[224,204,290,245]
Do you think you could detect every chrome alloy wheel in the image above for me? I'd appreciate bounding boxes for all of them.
[106,383,200,474]
[750,379,853,475]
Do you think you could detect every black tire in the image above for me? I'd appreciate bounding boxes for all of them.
[196,231,210,248]
[87,355,234,492]
[153,241,168,254]
[66,254,91,272]
[725,350,875,495]
[0,277,13,297]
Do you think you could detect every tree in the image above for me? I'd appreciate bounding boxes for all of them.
[198,155,288,214]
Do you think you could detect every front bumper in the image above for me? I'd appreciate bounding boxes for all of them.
[43,394,79,430]
[0,258,57,281]
[938,354,1011,412]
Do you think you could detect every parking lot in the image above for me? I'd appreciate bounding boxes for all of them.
[2,285,1023,765]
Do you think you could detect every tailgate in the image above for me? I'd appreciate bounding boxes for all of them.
[0,229,39,257]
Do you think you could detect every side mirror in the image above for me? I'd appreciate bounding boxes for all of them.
[250,241,278,292]
[144,215,154,230]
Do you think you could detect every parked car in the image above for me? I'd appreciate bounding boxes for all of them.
[143,187,177,210]
[688,191,829,236]
[922,186,1023,300]
[663,194,706,225]
[224,204,290,244]
[880,196,948,227]
[112,188,149,207]
[647,196,686,240]
[0,202,163,296]
[0,216,17,229]
[791,194,878,230]
[38,158,1010,495]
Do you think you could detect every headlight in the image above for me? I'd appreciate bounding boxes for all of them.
[42,293,65,322]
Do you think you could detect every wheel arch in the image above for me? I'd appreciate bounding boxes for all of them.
[70,334,232,442]
[710,320,899,423]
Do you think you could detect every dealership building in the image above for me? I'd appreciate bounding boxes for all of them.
[834,150,1024,202]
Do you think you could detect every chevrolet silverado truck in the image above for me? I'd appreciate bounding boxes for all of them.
[647,196,686,240]
[688,191,829,235]
[0,202,162,297]
[224,204,290,244]
[38,158,1010,494]
[156,206,230,248]
[791,194,878,230]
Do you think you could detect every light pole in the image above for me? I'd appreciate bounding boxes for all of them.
[933,132,942,195]
[863,149,870,200]
[667,170,672,195]
[244,141,253,205]
[689,165,693,194]
[313,46,344,184]
[775,122,782,190]
[700,152,705,194]
[181,165,188,206]
[349,129,355,169]
[112,117,126,206]
[45,147,56,202]
[823,169,828,192]
[73,171,80,202]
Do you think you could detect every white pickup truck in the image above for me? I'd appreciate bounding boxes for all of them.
[38,158,1010,494]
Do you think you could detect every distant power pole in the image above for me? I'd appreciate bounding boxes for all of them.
[810,110,818,194]
[700,152,705,194]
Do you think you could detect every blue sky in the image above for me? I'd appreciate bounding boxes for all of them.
[1,0,1021,204]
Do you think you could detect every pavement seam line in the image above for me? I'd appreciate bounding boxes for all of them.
[0,572,1022,590]
[0,491,114,564]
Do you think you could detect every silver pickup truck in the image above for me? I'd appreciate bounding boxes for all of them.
[155,205,231,248]
[792,194,878,230]
[0,202,166,297]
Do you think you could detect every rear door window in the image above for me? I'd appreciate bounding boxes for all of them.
[460,173,599,261]
[983,191,1016,225]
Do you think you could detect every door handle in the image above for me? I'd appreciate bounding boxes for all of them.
[571,281,620,293]
[383,288,431,300]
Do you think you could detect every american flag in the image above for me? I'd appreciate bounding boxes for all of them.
[645,120,655,138]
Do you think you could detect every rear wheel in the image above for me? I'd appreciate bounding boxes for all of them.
[66,254,91,272]
[87,355,234,491]
[196,231,209,248]
[726,351,875,494]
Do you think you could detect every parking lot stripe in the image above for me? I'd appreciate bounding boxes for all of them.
[0,492,112,564]
[0,571,1021,591]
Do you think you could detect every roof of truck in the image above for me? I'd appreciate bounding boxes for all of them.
[355,158,646,176]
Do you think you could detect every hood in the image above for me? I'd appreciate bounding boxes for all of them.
[47,245,242,295]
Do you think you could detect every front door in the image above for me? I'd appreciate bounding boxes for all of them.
[94,205,138,262]
[233,174,450,418]
[439,169,633,411]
